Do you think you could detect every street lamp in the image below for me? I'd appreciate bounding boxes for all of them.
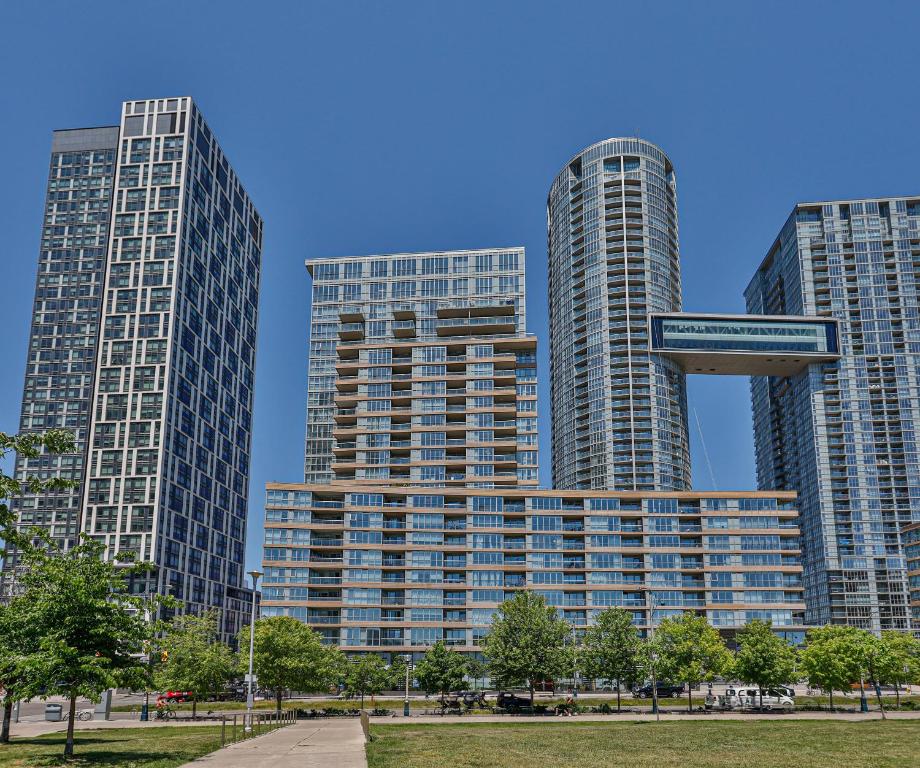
[402,654,412,717]
[645,592,660,722]
[244,570,262,732]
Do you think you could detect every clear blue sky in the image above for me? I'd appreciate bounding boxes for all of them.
[2,1,919,574]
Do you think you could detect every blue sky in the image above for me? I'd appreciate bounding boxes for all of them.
[2,1,919,573]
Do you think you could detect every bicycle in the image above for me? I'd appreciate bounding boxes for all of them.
[154,705,177,720]
[66,709,94,721]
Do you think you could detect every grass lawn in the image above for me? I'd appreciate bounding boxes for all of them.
[0,726,224,767]
[366,720,920,768]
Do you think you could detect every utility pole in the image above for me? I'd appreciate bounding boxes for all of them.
[244,570,262,732]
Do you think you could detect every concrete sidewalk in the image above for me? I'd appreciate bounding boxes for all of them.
[7,717,216,740]
[176,719,367,768]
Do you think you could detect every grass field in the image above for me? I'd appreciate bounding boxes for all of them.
[366,720,920,768]
[0,726,225,767]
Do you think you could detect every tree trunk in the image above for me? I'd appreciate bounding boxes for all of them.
[64,696,77,759]
[1,698,12,743]
[873,681,886,719]
[529,683,534,708]
[759,689,763,711]
[360,692,365,710]
[276,689,282,718]
[828,690,834,712]
[192,698,197,720]
[616,681,621,713]
[895,685,901,709]
[687,685,692,712]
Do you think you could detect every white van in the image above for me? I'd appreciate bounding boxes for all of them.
[706,686,794,712]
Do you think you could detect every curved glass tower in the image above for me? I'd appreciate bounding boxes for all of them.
[547,138,689,490]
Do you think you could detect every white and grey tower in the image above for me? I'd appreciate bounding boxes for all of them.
[547,138,689,491]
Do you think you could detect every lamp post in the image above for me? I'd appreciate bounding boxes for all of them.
[646,592,660,721]
[570,624,579,699]
[402,654,412,717]
[244,570,262,732]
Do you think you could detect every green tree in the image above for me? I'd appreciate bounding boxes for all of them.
[873,631,920,708]
[651,613,732,711]
[414,641,467,697]
[238,616,342,716]
[0,429,76,548]
[345,654,391,709]
[12,537,153,760]
[156,611,235,719]
[481,591,571,707]
[732,620,798,709]
[581,607,641,712]
[799,625,863,710]
[0,602,33,743]
[465,658,489,691]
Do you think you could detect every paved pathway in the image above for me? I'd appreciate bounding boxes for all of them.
[176,719,367,768]
[7,717,216,740]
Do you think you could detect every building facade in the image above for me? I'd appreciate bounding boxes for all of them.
[3,98,262,641]
[262,483,806,654]
[746,198,920,632]
[304,248,529,484]
[2,128,119,579]
[547,139,689,492]
[332,310,539,487]
[904,522,920,634]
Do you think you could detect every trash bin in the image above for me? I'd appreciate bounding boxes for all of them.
[45,703,63,722]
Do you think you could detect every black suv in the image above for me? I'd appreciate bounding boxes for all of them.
[632,682,685,698]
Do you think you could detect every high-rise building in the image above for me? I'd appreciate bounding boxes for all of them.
[3,98,263,641]
[547,139,689,492]
[746,197,920,632]
[903,522,920,634]
[331,313,539,488]
[304,248,529,484]
[262,483,806,652]
[2,128,119,571]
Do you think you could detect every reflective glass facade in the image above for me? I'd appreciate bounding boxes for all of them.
[304,249,528,484]
[548,139,689,491]
[651,316,838,355]
[747,198,920,631]
[2,128,118,582]
[262,484,806,652]
[2,99,262,642]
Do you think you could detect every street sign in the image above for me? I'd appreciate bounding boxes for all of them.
[244,674,258,683]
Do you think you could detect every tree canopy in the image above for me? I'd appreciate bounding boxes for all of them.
[799,625,864,710]
[414,640,468,696]
[239,616,343,714]
[580,607,641,711]
[651,612,732,711]
[156,610,235,719]
[344,654,392,709]
[11,537,153,759]
[732,619,797,709]
[481,591,572,706]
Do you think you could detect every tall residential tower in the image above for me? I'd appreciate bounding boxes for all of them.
[547,139,690,492]
[3,98,263,641]
[303,249,534,485]
[747,198,920,631]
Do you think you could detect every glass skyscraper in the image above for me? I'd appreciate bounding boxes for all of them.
[746,198,920,632]
[303,248,530,484]
[3,98,263,641]
[547,139,689,491]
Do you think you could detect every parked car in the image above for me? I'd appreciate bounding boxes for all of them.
[707,686,794,712]
[496,691,532,712]
[156,690,193,705]
[632,682,685,698]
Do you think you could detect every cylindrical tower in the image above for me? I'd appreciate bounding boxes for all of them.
[547,138,689,490]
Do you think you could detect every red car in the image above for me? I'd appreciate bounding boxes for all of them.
[156,691,193,705]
